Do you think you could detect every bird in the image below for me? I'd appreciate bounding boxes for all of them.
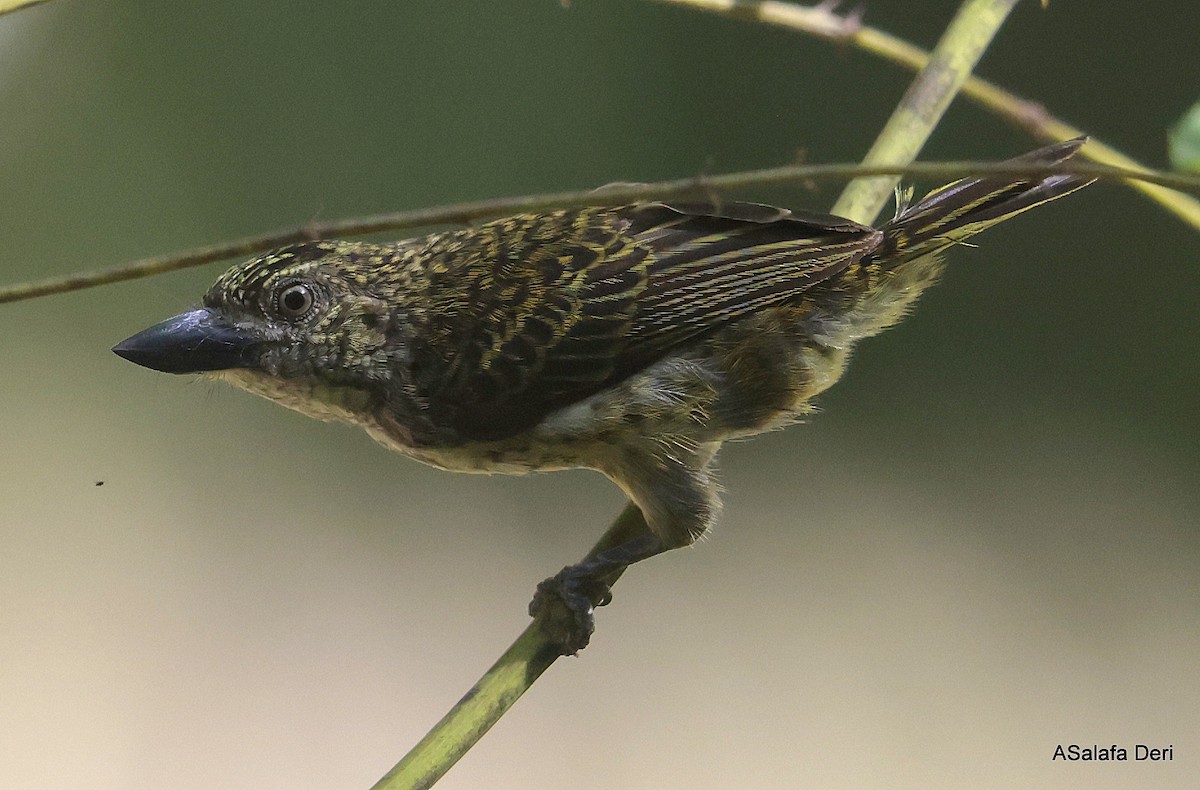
[113,139,1093,653]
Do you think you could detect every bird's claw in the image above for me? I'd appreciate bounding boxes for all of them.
[528,568,613,655]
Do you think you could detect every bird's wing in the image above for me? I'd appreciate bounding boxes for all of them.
[404,202,882,441]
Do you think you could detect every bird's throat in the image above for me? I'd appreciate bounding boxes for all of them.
[209,369,375,425]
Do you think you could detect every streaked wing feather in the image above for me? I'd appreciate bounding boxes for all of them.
[422,202,880,440]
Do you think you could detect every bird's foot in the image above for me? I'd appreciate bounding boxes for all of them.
[528,567,613,655]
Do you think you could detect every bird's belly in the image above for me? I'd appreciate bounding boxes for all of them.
[371,334,852,475]
[364,420,589,475]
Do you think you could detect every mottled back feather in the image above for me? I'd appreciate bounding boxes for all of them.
[393,202,883,441]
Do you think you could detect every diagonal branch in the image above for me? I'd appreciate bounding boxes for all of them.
[649,0,1200,229]
[0,0,52,16]
[369,505,648,790]
[831,0,1021,222]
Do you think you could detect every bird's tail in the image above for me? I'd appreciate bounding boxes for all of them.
[879,138,1094,261]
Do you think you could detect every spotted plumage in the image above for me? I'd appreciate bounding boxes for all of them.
[115,140,1093,652]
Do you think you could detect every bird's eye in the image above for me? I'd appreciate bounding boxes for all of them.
[276,283,315,318]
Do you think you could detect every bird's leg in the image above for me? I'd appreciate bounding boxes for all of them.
[530,445,720,654]
[529,527,666,655]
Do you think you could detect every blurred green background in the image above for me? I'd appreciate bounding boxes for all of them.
[2,2,1197,788]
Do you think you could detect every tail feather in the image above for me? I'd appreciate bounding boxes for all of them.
[881,138,1094,260]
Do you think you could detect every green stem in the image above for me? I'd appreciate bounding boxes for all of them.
[831,0,1020,223]
[651,0,1200,230]
[371,626,558,790]
[0,0,51,16]
[370,505,646,790]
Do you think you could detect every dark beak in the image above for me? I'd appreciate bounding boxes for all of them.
[112,308,262,374]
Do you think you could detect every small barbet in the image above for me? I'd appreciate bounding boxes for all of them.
[114,140,1093,653]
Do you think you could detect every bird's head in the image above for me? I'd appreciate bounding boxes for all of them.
[113,241,402,421]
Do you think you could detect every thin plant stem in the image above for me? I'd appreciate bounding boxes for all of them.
[0,0,51,16]
[369,505,647,790]
[832,0,1020,223]
[649,0,1200,229]
[1,159,1191,305]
